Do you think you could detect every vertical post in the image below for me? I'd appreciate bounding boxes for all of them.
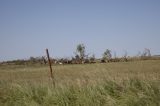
[46,49,55,86]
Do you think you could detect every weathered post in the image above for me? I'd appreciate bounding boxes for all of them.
[46,49,55,86]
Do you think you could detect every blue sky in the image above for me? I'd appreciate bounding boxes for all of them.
[0,0,160,61]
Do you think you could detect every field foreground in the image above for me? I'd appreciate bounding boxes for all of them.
[0,60,160,106]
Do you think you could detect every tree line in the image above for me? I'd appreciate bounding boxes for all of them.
[0,44,158,65]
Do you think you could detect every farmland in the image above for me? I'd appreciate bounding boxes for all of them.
[0,60,160,106]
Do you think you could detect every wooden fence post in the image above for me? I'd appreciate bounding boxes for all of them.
[46,49,55,86]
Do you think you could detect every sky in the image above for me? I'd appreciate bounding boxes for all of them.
[0,0,160,61]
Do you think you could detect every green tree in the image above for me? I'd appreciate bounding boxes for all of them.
[103,49,112,61]
[76,44,86,60]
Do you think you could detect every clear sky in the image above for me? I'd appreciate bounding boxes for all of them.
[0,0,160,61]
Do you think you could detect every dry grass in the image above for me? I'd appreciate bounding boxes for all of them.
[0,60,160,105]
[0,60,159,85]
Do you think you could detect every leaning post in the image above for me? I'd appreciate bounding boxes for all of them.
[46,49,55,86]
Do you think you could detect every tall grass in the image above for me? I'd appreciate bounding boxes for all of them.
[0,60,160,106]
[0,79,160,106]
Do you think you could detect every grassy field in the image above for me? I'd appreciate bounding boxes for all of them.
[0,60,160,106]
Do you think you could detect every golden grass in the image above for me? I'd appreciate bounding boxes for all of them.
[0,60,160,106]
[0,60,159,86]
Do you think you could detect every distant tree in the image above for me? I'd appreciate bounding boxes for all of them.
[76,44,86,60]
[29,57,36,63]
[123,51,128,58]
[142,48,151,57]
[103,49,112,62]
[122,51,128,62]
[42,56,47,64]
[89,54,96,63]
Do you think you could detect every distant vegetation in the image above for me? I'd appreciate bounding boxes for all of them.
[1,44,160,65]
